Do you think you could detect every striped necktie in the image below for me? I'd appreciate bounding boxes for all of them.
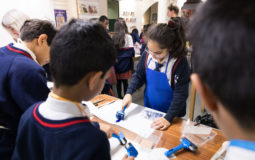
[155,62,164,71]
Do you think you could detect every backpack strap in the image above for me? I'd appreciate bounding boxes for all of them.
[171,55,183,89]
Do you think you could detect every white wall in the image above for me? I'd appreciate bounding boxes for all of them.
[128,0,157,33]
[98,0,108,17]
[52,0,107,21]
[119,0,178,33]
[0,0,108,47]
[119,0,136,33]
[0,0,54,47]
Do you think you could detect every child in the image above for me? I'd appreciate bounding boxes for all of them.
[140,24,151,55]
[122,21,190,130]
[12,19,133,160]
[2,10,53,81]
[99,15,110,35]
[113,18,135,98]
[131,28,140,44]
[0,19,56,159]
[167,3,179,18]
[189,0,255,158]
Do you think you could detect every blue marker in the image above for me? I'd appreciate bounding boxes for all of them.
[116,105,127,122]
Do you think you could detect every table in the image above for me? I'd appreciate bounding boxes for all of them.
[91,94,227,160]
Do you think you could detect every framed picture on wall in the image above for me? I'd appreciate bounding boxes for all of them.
[152,13,157,21]
[76,0,99,20]
[54,9,67,29]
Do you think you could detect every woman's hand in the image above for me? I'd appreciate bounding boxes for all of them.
[151,117,171,130]
[122,94,132,110]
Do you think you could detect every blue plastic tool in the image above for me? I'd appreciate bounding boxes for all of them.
[112,132,127,145]
[165,137,197,157]
[112,132,138,157]
[126,142,138,157]
[116,105,127,122]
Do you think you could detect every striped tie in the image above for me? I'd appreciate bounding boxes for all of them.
[155,62,163,71]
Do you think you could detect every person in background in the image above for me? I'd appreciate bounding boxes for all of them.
[122,21,190,131]
[189,0,255,159]
[140,24,151,55]
[99,15,110,35]
[167,3,185,29]
[131,28,140,44]
[0,19,56,159]
[94,17,116,96]
[2,9,29,42]
[2,9,53,81]
[12,19,133,160]
[113,18,135,98]
[167,3,179,19]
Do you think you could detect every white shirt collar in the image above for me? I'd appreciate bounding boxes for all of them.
[149,54,169,65]
[39,95,91,120]
[13,38,39,64]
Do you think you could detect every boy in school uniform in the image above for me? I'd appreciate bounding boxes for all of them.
[12,19,133,160]
[189,0,255,159]
[0,19,56,159]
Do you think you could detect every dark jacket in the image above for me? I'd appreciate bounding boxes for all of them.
[0,44,49,159]
[114,47,135,73]
[131,32,140,44]
[12,104,110,160]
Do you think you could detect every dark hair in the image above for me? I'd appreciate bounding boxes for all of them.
[50,19,116,87]
[143,24,151,34]
[189,0,255,130]
[142,24,152,39]
[168,3,179,14]
[20,19,57,45]
[99,15,108,22]
[132,28,138,34]
[117,18,128,33]
[148,20,186,58]
[112,18,128,50]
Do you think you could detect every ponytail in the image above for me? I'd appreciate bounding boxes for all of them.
[148,20,186,58]
[168,18,186,57]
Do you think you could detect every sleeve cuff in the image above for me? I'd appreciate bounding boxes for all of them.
[126,89,133,95]
[164,114,174,123]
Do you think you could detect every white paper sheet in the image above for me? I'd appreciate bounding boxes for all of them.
[83,100,165,138]
[109,137,175,160]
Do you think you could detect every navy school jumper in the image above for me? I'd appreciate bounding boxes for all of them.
[12,103,110,160]
[0,44,49,159]
[126,52,190,122]
[114,47,135,74]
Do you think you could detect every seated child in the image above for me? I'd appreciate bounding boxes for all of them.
[189,0,255,159]
[12,19,133,160]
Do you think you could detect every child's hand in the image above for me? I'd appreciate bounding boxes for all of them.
[151,117,171,130]
[122,94,132,110]
[99,123,112,138]
[122,154,134,160]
